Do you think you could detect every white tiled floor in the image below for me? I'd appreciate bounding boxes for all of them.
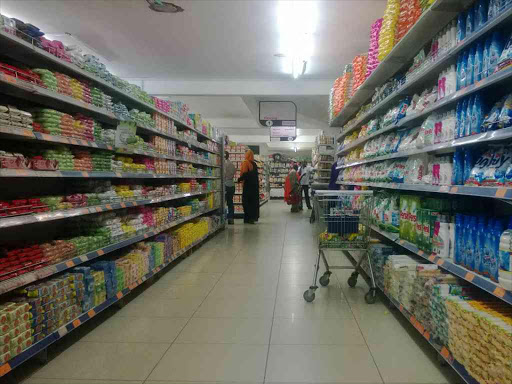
[22,201,463,384]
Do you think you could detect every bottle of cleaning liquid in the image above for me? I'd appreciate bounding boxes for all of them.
[466,216,477,270]
[483,218,495,276]
[483,35,492,78]
[488,30,504,76]
[457,12,466,43]
[474,41,484,82]
[490,219,504,282]
[499,216,512,272]
[474,216,487,273]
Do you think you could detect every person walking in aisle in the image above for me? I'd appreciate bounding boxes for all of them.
[238,149,259,224]
[300,161,313,210]
[284,164,301,213]
[224,151,236,224]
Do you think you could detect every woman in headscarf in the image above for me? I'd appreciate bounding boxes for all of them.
[237,149,259,224]
[284,164,301,212]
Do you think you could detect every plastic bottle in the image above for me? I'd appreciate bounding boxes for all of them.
[482,218,495,276]
[490,219,504,281]
[483,35,492,78]
[476,0,488,29]
[474,216,487,273]
[467,45,476,86]
[488,30,504,76]
[466,6,475,37]
[498,216,512,271]
[457,12,466,43]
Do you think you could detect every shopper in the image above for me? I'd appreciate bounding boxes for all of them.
[224,151,236,224]
[238,149,259,224]
[300,161,313,209]
[284,164,301,213]
[329,160,341,190]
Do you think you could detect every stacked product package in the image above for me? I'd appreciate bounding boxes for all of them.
[350,55,368,97]
[395,0,422,43]
[366,18,383,79]
[0,302,32,363]
[330,65,353,119]
[378,0,401,62]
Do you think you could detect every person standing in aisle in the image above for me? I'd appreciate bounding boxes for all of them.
[329,160,341,190]
[300,161,313,210]
[238,149,259,224]
[224,151,236,225]
[284,164,301,213]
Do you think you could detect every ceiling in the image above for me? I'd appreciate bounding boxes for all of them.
[1,0,387,152]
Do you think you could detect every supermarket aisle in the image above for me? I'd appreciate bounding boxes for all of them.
[22,201,462,384]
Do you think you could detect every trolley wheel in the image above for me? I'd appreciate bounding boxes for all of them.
[319,273,330,287]
[347,272,358,288]
[365,289,377,304]
[303,289,315,302]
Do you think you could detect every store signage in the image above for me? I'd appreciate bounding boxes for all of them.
[259,101,297,127]
[270,126,296,138]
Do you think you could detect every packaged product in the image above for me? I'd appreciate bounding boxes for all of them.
[488,30,504,76]
[497,32,512,72]
[482,97,504,132]
[466,146,512,186]
[498,93,512,129]
[416,115,436,148]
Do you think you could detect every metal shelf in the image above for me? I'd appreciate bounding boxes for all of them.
[0,30,221,144]
[337,65,512,151]
[0,206,221,296]
[0,225,222,378]
[0,190,220,229]
[371,225,512,305]
[330,0,473,129]
[335,4,512,141]
[0,73,117,125]
[0,169,220,179]
[338,127,512,169]
[337,181,512,200]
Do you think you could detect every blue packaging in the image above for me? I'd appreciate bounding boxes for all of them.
[465,95,475,136]
[488,0,496,19]
[461,215,472,267]
[457,12,466,43]
[474,41,484,82]
[490,219,503,281]
[463,147,476,183]
[456,55,462,90]
[483,36,492,78]
[471,93,485,135]
[460,98,468,137]
[482,97,504,132]
[482,218,495,276]
[456,100,463,138]
[460,50,468,88]
[498,93,512,129]
[499,217,512,270]
[454,214,463,264]
[467,45,476,86]
[488,30,504,76]
[476,0,488,29]
[474,216,487,273]
[466,216,477,270]
[452,148,464,185]
[466,6,475,36]
[396,97,410,123]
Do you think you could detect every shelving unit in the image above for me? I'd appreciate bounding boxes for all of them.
[312,134,335,185]
[0,18,226,378]
[330,1,512,383]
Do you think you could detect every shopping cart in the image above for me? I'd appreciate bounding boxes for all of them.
[303,190,377,304]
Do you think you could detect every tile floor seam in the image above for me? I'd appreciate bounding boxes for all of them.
[141,231,241,384]
[333,272,385,384]
[262,214,288,384]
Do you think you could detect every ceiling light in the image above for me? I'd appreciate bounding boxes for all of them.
[277,1,317,79]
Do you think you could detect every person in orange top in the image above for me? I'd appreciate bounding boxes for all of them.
[284,164,301,212]
[237,149,259,224]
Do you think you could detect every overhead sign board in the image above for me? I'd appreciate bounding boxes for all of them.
[259,101,297,127]
[270,126,296,138]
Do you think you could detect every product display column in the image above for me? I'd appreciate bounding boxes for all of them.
[0,14,225,377]
[329,1,512,383]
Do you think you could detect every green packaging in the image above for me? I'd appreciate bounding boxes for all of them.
[416,208,424,249]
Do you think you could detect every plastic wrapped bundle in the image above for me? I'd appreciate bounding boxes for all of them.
[378,0,401,62]
[32,69,57,92]
[351,55,368,97]
[367,18,383,79]
[395,0,422,43]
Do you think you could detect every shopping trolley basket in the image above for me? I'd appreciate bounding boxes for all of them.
[303,190,377,304]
